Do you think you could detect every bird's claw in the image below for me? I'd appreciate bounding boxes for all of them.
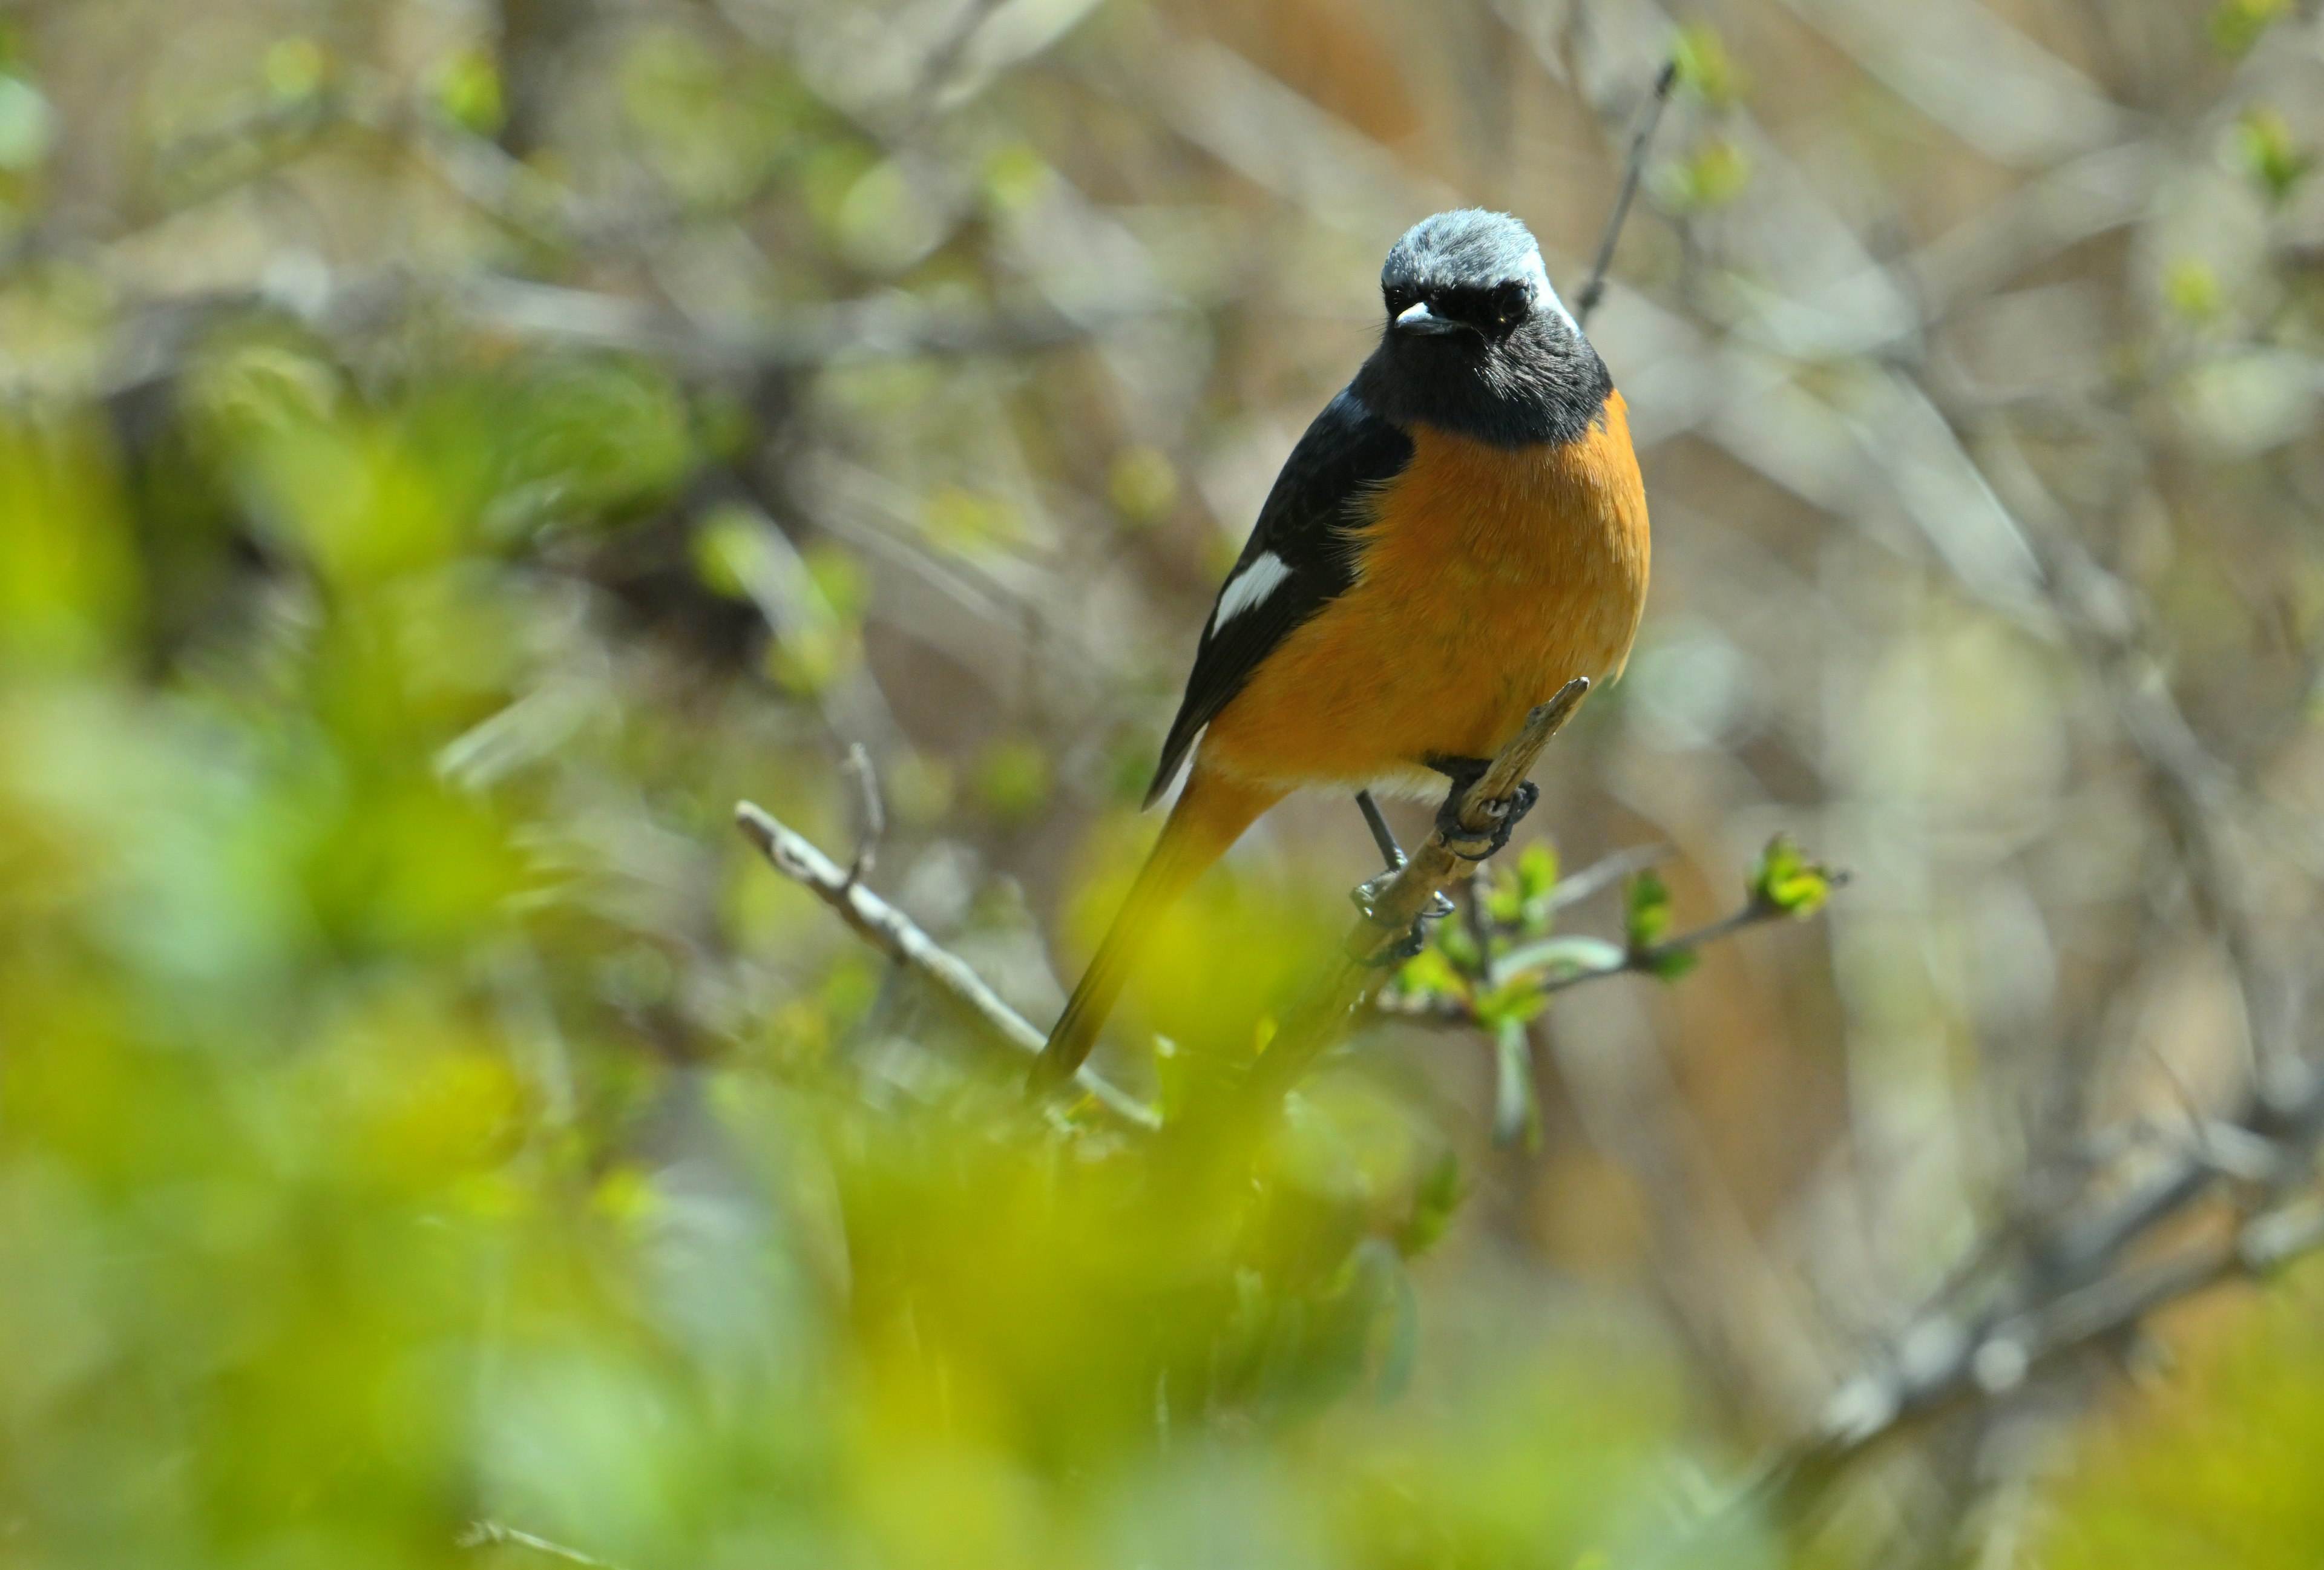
[1351,873,1454,966]
[1435,778,1539,860]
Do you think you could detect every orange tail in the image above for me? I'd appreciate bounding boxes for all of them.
[1029,765,1281,1094]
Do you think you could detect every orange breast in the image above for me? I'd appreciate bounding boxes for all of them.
[1199,390,1650,793]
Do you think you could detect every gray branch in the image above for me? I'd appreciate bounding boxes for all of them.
[734,801,1160,1129]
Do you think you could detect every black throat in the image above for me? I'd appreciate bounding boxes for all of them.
[1349,319,1613,448]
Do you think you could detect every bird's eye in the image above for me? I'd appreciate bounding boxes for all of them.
[1492,284,1528,327]
[1384,286,1417,316]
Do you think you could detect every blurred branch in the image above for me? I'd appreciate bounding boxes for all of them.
[1573,59,1678,329]
[734,801,1160,1129]
[898,0,1015,128]
[457,1521,628,1569]
[1734,1067,2324,1527]
[1911,387,2302,1091]
[462,275,1161,373]
[1549,896,1793,993]
[838,743,887,892]
[97,274,1161,403]
[1241,680,1590,1105]
[1541,841,1672,911]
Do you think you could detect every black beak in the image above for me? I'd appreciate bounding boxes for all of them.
[1391,300,1464,337]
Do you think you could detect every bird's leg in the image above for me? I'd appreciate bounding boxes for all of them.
[1423,754,1540,859]
[1350,790,1447,964]
[1354,789,1404,870]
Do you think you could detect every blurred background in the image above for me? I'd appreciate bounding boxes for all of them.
[5,0,2324,1564]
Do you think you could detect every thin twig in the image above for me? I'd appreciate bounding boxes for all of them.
[839,743,886,891]
[1242,680,1591,1104]
[1573,59,1679,328]
[1544,841,1673,913]
[97,276,1160,403]
[734,802,1160,1129]
[1551,898,1793,993]
[457,1522,629,1570]
[1690,1066,2324,1545]
[1748,1183,2324,1522]
[1370,887,1819,1025]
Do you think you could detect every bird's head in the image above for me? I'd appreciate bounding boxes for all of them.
[1351,209,1611,448]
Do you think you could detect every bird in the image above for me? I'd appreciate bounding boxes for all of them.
[1030,208,1650,1093]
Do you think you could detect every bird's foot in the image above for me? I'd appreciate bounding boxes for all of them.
[1351,871,1456,965]
[1423,754,1538,860]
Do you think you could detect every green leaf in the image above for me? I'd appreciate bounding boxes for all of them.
[1748,833,1837,917]
[1670,23,1742,108]
[2211,0,2288,55]
[1436,918,1482,977]
[1394,944,1469,1006]
[2234,107,2313,208]
[1654,137,1751,213]
[433,47,505,137]
[2165,259,2223,326]
[1481,841,1563,931]
[1396,1149,1466,1258]
[1471,977,1547,1033]
[1641,945,1699,982]
[1515,841,1561,933]
[1625,869,1674,950]
[1483,861,1525,926]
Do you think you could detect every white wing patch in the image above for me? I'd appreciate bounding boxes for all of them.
[1213,551,1293,628]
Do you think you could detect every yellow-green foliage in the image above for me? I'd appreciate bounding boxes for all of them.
[2041,1269,2324,1570]
[0,357,1768,1568]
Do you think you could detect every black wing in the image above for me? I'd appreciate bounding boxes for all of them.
[1144,387,1414,806]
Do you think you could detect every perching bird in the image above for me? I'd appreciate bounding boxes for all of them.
[1031,209,1650,1091]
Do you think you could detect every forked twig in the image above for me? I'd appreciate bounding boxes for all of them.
[735,802,1160,1129]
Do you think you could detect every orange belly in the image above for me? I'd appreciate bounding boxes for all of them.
[1198,391,1649,795]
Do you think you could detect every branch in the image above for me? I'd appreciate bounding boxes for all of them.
[838,742,886,890]
[734,802,1160,1129]
[1241,680,1592,1104]
[96,274,1158,404]
[1753,1181,2324,1521]
[1572,59,1679,329]
[1371,863,1840,1025]
[462,275,1161,374]
[1721,1067,2324,1530]
[457,1521,629,1569]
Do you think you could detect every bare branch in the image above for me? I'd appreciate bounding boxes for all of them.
[734,801,1160,1129]
[1543,841,1673,913]
[1725,1066,2324,1529]
[457,1521,629,1569]
[839,743,887,892]
[1573,59,1679,329]
[94,274,1161,407]
[1753,1178,2324,1522]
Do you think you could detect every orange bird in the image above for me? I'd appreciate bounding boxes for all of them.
[1032,209,1649,1091]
